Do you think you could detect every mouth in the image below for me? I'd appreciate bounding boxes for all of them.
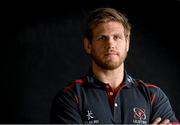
[104,52,118,56]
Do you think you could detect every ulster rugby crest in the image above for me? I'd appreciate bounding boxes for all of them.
[133,107,147,124]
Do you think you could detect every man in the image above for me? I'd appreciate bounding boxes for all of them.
[50,8,179,124]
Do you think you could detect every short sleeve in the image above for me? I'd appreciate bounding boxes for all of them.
[150,88,179,123]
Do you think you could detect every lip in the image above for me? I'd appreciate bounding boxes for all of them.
[104,52,118,56]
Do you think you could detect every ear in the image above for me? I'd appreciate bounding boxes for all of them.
[83,38,92,54]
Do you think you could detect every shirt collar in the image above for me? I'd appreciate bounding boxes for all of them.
[86,68,136,89]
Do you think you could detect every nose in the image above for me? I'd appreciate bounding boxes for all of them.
[105,36,116,49]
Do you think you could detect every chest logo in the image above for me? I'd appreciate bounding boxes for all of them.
[133,107,147,124]
[84,110,99,124]
[86,110,94,120]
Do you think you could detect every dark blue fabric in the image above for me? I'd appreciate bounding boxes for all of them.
[50,70,179,124]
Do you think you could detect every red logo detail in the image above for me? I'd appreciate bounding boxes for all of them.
[133,107,146,120]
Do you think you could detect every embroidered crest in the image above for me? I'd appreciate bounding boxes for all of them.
[133,107,147,124]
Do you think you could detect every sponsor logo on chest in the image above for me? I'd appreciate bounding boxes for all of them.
[84,110,100,124]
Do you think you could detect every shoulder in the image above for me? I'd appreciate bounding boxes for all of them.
[52,76,88,105]
[63,76,87,91]
[135,79,160,91]
[55,75,88,97]
[134,79,168,100]
[133,79,165,98]
[133,79,168,106]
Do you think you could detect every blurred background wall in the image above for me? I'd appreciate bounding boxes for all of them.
[3,0,180,123]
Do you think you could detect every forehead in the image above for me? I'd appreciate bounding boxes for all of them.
[92,21,124,36]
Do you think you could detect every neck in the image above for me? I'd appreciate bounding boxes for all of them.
[92,63,124,90]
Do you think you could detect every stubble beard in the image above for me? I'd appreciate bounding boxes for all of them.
[90,49,128,70]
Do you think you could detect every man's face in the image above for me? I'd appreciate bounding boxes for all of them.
[84,21,130,70]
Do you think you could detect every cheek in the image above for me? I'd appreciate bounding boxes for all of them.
[92,46,102,55]
[91,47,105,59]
[92,43,104,52]
[117,43,127,53]
[122,41,128,48]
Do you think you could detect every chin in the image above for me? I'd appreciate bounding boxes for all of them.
[101,61,122,70]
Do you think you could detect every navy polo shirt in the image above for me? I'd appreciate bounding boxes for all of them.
[50,70,179,124]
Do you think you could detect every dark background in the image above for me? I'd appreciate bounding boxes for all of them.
[3,0,180,123]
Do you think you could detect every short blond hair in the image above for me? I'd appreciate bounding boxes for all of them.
[85,8,131,42]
